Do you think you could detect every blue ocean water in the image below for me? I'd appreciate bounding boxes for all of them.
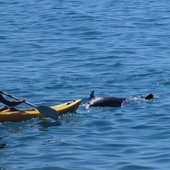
[0,0,170,169]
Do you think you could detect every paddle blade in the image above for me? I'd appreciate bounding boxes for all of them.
[36,106,59,120]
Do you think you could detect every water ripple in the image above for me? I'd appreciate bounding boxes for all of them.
[0,0,170,169]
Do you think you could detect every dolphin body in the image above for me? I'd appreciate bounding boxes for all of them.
[86,91,154,108]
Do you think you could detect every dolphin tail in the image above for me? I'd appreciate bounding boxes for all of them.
[90,91,95,99]
[145,93,154,100]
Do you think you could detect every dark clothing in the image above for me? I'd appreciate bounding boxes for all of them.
[0,94,23,107]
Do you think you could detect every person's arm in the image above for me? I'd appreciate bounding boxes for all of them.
[0,94,25,107]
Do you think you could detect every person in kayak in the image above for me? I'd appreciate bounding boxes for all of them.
[0,93,25,112]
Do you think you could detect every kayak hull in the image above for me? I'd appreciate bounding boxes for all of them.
[0,99,82,122]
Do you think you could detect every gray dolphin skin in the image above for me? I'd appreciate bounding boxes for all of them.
[87,91,154,108]
[88,91,126,107]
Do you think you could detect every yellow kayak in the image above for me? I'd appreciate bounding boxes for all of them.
[0,99,82,122]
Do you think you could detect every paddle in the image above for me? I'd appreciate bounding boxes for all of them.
[0,91,59,120]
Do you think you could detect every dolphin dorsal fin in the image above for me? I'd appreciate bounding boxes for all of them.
[90,91,95,99]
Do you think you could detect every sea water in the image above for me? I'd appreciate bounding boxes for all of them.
[0,0,170,169]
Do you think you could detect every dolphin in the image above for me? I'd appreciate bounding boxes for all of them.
[85,91,154,108]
